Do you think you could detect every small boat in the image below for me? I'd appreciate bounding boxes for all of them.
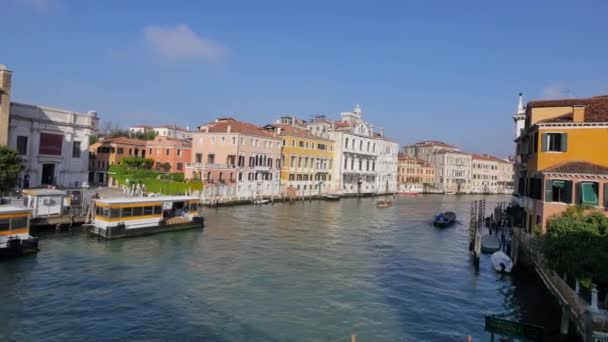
[254,199,270,205]
[377,199,392,208]
[322,194,340,201]
[491,251,513,273]
[88,196,204,239]
[0,206,39,258]
[446,191,457,195]
[399,184,423,195]
[481,234,500,254]
[433,211,456,227]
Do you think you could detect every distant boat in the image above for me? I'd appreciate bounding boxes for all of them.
[377,199,392,208]
[399,184,423,195]
[446,191,457,195]
[254,199,270,205]
[491,251,513,273]
[433,211,456,227]
[322,194,340,201]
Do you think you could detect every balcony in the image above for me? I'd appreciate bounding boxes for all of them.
[186,163,236,169]
[253,165,271,171]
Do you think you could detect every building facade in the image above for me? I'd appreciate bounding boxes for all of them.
[266,122,335,196]
[128,124,192,140]
[513,95,608,232]
[375,136,399,193]
[0,65,12,146]
[471,154,500,194]
[402,140,459,164]
[398,154,435,186]
[146,136,192,173]
[432,150,472,194]
[89,137,147,186]
[186,118,282,200]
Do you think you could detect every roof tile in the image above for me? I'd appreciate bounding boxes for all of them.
[540,161,608,175]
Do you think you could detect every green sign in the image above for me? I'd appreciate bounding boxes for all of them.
[485,316,543,341]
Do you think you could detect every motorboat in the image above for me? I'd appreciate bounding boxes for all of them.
[322,194,340,201]
[433,211,456,227]
[0,206,39,258]
[376,199,392,208]
[254,199,270,205]
[491,251,513,273]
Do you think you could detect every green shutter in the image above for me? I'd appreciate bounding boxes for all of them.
[565,181,573,204]
[541,133,547,152]
[545,179,553,201]
[560,133,568,152]
[581,182,598,206]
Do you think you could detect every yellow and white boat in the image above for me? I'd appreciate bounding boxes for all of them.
[0,206,39,257]
[88,196,204,239]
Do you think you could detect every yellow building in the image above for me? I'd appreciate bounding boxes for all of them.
[514,95,608,232]
[89,137,147,186]
[266,123,335,196]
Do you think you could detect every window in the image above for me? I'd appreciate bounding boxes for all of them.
[345,138,349,148]
[143,206,154,215]
[110,208,121,218]
[177,162,183,171]
[545,179,573,203]
[238,172,243,181]
[578,182,599,206]
[221,137,225,144]
[605,184,608,208]
[39,133,63,155]
[16,136,27,155]
[122,208,133,217]
[133,207,143,216]
[542,133,567,152]
[177,149,182,157]
[166,149,170,156]
[0,219,9,231]
[207,154,215,164]
[72,141,81,158]
[195,153,202,163]
[153,206,162,214]
[299,141,305,148]
[232,137,236,144]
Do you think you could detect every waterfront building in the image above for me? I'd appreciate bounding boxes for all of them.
[129,124,192,140]
[402,140,459,164]
[398,154,435,191]
[0,65,99,188]
[145,136,192,173]
[265,122,335,196]
[88,137,146,186]
[306,105,398,195]
[432,149,472,194]
[186,118,282,200]
[513,94,608,232]
[471,154,501,194]
[497,159,515,194]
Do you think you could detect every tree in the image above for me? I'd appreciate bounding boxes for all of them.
[0,146,25,196]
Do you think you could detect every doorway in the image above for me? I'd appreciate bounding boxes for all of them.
[42,164,55,185]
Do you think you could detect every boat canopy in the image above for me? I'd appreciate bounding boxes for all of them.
[94,196,200,206]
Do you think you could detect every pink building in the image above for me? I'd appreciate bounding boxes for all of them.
[146,136,192,173]
[186,118,282,200]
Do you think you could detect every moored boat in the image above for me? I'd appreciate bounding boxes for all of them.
[88,196,204,239]
[481,234,500,254]
[322,194,340,201]
[254,199,270,205]
[433,211,456,227]
[491,251,513,273]
[399,184,423,195]
[0,206,39,258]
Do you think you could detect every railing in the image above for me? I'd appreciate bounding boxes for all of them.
[185,163,236,169]
[253,165,271,171]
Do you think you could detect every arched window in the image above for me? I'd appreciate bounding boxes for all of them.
[345,138,349,148]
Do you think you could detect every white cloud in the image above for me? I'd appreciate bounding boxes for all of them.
[542,83,572,99]
[143,24,227,63]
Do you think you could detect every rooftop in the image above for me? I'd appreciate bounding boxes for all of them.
[102,137,147,146]
[528,95,608,123]
[540,161,608,175]
[472,154,511,163]
[270,124,332,141]
[198,119,279,138]
[406,140,457,148]
[95,196,200,205]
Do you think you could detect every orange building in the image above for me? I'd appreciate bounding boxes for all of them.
[398,154,435,190]
[514,95,608,232]
[89,137,147,185]
[145,136,192,173]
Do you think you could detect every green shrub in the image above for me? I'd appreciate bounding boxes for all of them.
[108,164,201,195]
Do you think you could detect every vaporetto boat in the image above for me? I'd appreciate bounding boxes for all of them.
[0,206,39,257]
[88,196,205,239]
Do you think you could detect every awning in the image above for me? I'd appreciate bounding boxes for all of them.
[581,182,598,205]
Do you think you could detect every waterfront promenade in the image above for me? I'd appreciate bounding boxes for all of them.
[0,195,568,341]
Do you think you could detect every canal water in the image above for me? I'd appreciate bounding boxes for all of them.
[1,195,566,341]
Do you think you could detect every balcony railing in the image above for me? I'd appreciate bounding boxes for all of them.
[186,163,236,169]
[253,165,271,171]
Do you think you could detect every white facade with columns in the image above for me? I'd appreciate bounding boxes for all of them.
[8,102,99,188]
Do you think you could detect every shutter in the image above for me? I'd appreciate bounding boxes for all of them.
[604,183,608,208]
[545,179,553,201]
[560,133,568,151]
[541,133,548,152]
[576,182,582,204]
[565,181,573,204]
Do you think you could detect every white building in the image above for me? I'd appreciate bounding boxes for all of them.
[128,124,192,140]
[307,105,398,195]
[8,102,99,188]
[432,149,472,194]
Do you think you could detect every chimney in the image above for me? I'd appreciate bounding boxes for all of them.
[277,127,282,135]
[380,127,385,137]
[0,64,13,146]
[227,125,232,133]
[573,105,585,123]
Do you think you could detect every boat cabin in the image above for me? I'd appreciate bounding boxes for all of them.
[0,206,32,246]
[22,189,68,218]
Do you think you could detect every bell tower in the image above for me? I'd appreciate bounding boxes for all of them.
[513,93,526,139]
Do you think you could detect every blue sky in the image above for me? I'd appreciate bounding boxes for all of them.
[2,0,608,157]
